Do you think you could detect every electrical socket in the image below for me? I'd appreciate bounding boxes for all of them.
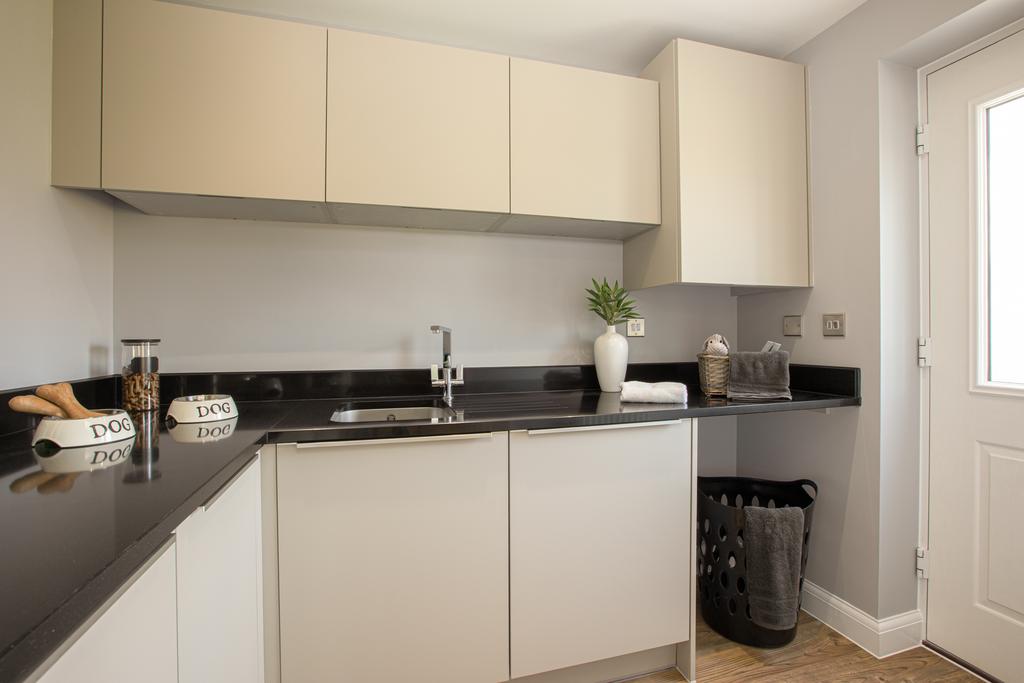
[626,319,645,337]
[823,313,846,337]
[783,315,803,337]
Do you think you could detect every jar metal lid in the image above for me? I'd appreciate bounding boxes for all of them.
[120,338,161,343]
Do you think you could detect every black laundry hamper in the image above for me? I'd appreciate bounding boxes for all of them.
[697,476,818,648]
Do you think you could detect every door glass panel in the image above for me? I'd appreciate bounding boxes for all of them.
[987,93,1024,385]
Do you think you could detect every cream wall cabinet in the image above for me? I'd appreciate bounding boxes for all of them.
[37,543,178,683]
[624,38,809,288]
[101,0,327,203]
[176,458,264,683]
[53,1,664,239]
[505,58,661,239]
[327,29,510,230]
[277,434,510,683]
[509,421,693,678]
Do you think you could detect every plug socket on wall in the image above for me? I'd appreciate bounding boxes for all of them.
[823,313,846,337]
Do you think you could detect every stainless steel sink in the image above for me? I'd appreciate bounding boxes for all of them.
[330,405,456,424]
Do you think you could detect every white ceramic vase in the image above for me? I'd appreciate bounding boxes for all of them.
[594,325,628,393]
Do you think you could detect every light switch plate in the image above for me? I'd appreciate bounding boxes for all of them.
[823,313,846,337]
[783,315,803,337]
[627,319,645,337]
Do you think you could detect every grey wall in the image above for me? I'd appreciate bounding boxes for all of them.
[0,0,114,389]
[877,58,922,620]
[112,205,737,371]
[737,0,985,620]
[113,207,741,472]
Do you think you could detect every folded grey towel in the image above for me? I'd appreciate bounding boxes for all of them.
[727,351,792,400]
[743,505,805,630]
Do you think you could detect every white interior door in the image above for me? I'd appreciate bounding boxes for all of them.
[926,26,1024,683]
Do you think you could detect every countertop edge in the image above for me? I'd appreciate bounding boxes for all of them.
[266,394,862,444]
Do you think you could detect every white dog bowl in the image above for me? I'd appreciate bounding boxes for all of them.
[165,394,237,427]
[167,416,239,444]
[34,440,134,473]
[32,409,137,450]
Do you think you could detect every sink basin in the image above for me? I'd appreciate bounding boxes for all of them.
[330,405,456,424]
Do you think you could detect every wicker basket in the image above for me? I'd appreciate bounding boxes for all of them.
[697,354,730,396]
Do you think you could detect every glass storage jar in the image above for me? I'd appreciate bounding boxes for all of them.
[121,339,160,411]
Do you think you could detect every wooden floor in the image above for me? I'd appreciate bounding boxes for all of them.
[632,611,977,682]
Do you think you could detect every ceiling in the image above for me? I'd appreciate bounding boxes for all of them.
[180,0,869,74]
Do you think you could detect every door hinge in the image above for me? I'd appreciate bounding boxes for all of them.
[916,124,930,155]
[918,337,932,367]
[916,547,930,579]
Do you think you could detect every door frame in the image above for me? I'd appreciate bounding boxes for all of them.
[915,15,1024,639]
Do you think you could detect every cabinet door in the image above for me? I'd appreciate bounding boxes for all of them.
[278,434,509,683]
[327,29,509,222]
[102,0,326,201]
[510,421,691,678]
[39,543,177,683]
[176,458,263,683]
[675,39,808,287]
[509,58,660,226]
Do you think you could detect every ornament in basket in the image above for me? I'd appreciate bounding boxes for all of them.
[698,334,730,397]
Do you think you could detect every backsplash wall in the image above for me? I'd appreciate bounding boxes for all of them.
[112,203,737,372]
[113,204,740,474]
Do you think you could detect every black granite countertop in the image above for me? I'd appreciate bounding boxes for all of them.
[0,362,859,682]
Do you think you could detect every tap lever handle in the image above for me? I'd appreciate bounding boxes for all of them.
[453,364,465,385]
[430,364,441,384]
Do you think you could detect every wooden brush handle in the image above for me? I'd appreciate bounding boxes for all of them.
[9,471,60,494]
[35,383,103,419]
[38,473,80,495]
[8,395,68,418]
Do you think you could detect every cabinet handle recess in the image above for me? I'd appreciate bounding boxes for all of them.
[525,419,682,436]
[294,432,496,449]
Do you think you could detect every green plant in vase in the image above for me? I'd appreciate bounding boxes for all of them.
[585,278,640,392]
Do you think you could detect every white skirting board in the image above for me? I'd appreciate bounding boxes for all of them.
[800,581,923,658]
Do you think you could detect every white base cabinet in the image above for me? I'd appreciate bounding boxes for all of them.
[277,434,510,683]
[36,456,264,683]
[176,458,264,683]
[509,421,692,678]
[38,543,178,683]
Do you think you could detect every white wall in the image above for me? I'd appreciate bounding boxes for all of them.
[0,0,114,390]
[113,208,741,472]
[112,205,737,372]
[737,0,984,620]
[877,58,922,620]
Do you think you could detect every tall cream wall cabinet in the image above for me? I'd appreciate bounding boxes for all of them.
[277,434,510,683]
[505,59,661,239]
[624,38,809,288]
[175,459,264,683]
[37,543,178,683]
[101,0,327,204]
[509,421,693,678]
[327,30,510,230]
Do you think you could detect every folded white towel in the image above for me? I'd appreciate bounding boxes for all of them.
[620,381,688,404]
